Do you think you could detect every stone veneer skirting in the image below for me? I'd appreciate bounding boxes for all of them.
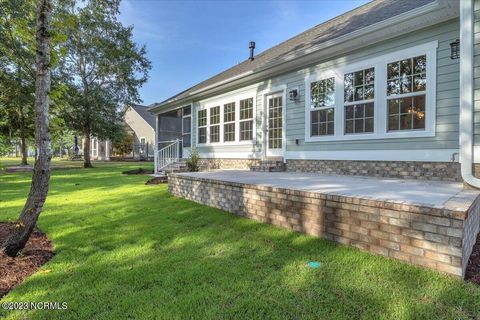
[199,158,261,171]
[169,173,480,277]
[195,158,468,182]
[285,160,462,182]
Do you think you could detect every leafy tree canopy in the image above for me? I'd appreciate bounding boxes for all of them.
[58,0,151,167]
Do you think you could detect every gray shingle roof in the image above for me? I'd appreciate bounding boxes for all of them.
[156,0,435,107]
[131,104,156,129]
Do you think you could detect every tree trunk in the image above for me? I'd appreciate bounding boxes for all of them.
[19,105,28,165]
[83,131,92,168]
[1,0,52,257]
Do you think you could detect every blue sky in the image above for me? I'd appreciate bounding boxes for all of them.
[119,0,370,105]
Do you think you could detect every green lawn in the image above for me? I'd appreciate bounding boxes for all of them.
[0,162,480,319]
[0,157,84,170]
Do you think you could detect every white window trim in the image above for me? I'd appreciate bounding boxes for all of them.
[197,90,257,146]
[305,40,438,142]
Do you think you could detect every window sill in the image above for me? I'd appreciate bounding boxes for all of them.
[196,140,257,147]
[305,129,435,142]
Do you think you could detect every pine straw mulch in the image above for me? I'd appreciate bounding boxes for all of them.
[466,233,480,285]
[0,222,54,298]
[145,176,168,185]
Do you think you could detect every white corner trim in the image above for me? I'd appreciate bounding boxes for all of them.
[304,41,438,143]
[285,149,459,162]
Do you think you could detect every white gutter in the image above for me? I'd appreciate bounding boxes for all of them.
[460,0,480,188]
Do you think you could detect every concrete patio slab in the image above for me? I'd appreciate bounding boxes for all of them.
[175,170,479,211]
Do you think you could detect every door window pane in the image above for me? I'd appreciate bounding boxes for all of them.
[268,97,283,149]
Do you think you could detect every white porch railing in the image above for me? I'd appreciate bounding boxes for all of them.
[157,139,180,172]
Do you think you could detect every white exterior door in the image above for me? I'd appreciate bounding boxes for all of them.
[265,94,284,157]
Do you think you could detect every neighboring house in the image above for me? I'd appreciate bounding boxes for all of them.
[148,0,474,183]
[83,104,156,161]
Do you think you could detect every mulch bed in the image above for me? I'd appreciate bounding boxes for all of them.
[145,176,168,185]
[122,168,154,175]
[0,222,54,298]
[466,233,480,285]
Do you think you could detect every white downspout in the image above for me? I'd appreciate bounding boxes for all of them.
[460,0,480,188]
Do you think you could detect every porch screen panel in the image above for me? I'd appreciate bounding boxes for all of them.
[158,109,182,148]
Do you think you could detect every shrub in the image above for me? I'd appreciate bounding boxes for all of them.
[186,147,200,172]
[112,128,133,156]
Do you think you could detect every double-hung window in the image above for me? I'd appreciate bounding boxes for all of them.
[344,68,375,134]
[223,102,236,142]
[239,98,253,141]
[209,106,220,143]
[197,109,207,144]
[386,55,427,131]
[310,77,335,136]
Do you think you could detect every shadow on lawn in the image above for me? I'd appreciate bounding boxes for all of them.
[1,168,479,319]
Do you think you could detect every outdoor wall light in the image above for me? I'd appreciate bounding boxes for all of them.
[450,39,460,59]
[289,89,299,101]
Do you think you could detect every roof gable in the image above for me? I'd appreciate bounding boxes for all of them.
[130,104,156,129]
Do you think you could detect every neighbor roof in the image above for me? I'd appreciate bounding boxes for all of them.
[130,104,156,129]
[153,0,435,108]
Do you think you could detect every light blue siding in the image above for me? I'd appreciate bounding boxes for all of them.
[474,1,480,145]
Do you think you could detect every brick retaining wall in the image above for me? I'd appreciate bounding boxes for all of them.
[169,173,480,277]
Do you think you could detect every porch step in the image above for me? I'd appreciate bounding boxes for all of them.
[161,161,188,173]
[250,159,285,172]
